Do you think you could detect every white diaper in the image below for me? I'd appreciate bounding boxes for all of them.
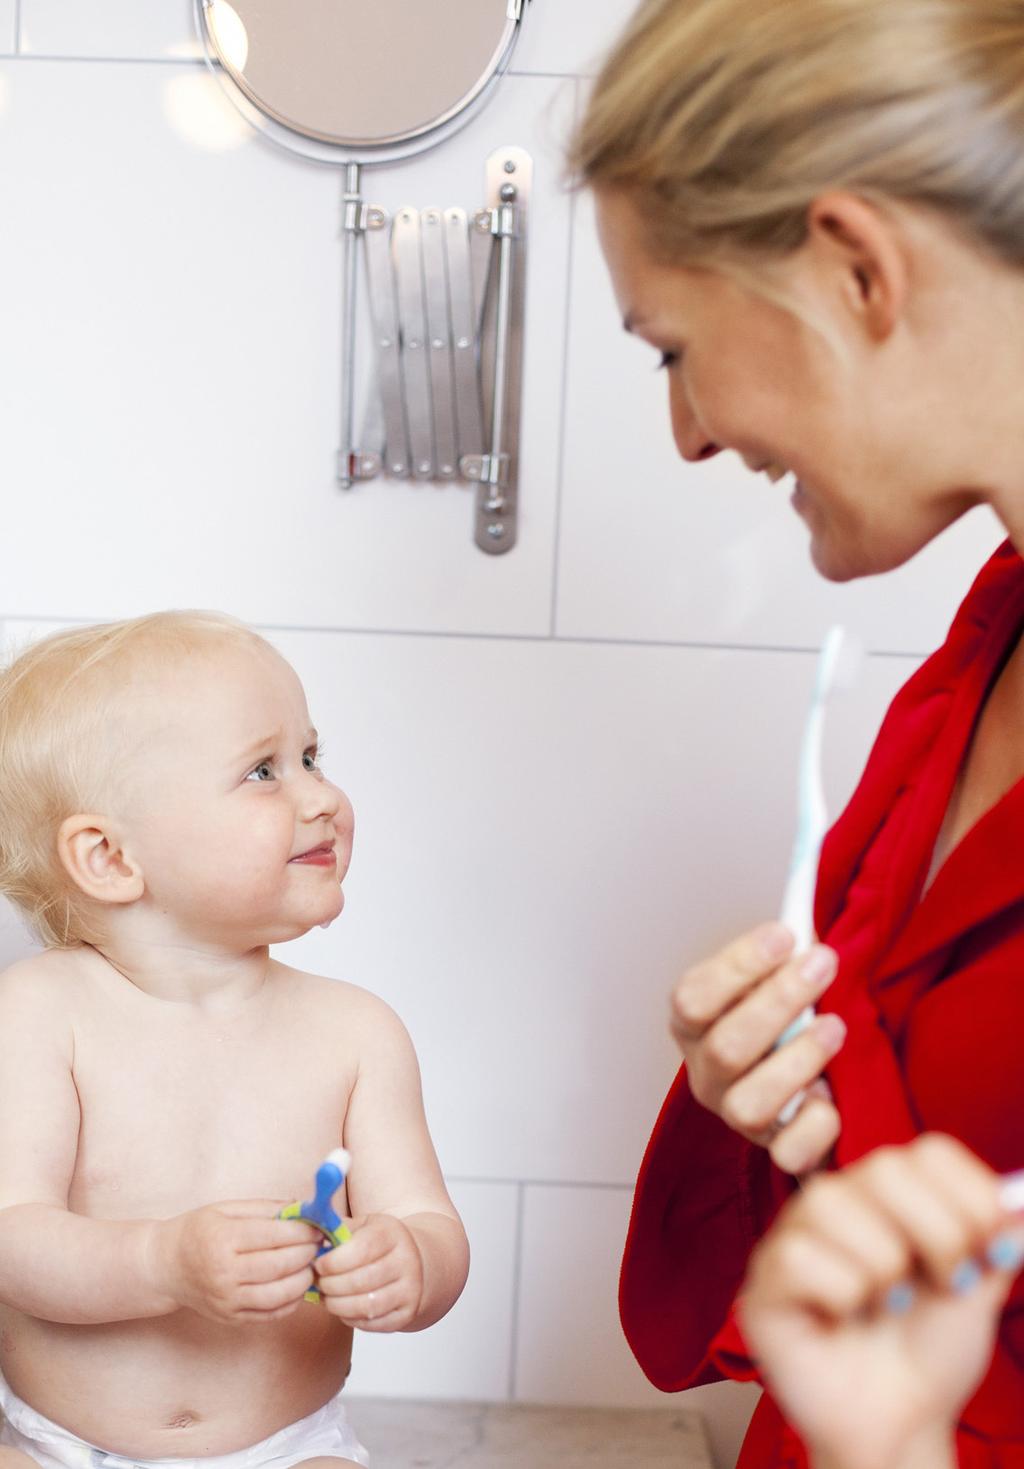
[0,1373,369,1469]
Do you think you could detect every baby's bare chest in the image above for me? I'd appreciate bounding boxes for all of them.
[69,1000,355,1219]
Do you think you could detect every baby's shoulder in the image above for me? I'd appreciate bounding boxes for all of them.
[0,948,80,1006]
[269,961,407,1037]
[0,950,82,1049]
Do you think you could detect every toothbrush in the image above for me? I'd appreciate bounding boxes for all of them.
[279,1147,353,1303]
[1001,1170,1024,1213]
[775,625,854,1126]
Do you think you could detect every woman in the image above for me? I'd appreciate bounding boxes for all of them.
[567,0,1024,1463]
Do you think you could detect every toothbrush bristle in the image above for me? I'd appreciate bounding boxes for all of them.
[326,1147,351,1173]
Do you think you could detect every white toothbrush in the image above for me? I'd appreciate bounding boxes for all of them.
[775,625,858,1126]
[1001,1171,1024,1213]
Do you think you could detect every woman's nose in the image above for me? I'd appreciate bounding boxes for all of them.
[670,386,722,463]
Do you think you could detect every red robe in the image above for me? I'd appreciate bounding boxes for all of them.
[620,541,1024,1467]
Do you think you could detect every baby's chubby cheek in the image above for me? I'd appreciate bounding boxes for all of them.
[332,795,356,870]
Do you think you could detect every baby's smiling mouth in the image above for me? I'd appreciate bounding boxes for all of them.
[289,842,337,866]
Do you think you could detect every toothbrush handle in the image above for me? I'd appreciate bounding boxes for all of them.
[776,1004,816,1050]
[311,1160,345,1236]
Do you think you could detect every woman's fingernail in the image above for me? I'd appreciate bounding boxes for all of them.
[799,947,838,987]
[813,1014,847,1053]
[951,1259,982,1294]
[885,1282,916,1314]
[759,923,793,962]
[987,1233,1024,1272]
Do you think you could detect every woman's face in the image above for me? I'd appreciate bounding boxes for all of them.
[594,188,981,583]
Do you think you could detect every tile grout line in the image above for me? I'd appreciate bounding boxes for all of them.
[2,52,201,65]
[547,78,580,640]
[0,615,927,662]
[447,1174,633,1192]
[506,1181,527,1402]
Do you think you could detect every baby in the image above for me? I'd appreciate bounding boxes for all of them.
[0,612,469,1469]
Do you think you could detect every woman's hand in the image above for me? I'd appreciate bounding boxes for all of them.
[670,922,845,1175]
[740,1135,1024,1469]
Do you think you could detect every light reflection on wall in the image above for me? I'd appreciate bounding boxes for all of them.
[162,70,251,152]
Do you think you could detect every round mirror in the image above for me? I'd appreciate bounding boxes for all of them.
[197,0,526,162]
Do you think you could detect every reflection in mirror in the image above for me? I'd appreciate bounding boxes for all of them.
[204,0,518,149]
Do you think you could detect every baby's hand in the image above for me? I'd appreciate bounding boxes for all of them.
[155,1200,322,1323]
[313,1213,424,1331]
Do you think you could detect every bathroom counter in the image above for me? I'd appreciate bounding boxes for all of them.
[345,1397,715,1468]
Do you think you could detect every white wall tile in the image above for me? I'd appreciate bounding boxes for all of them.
[514,1185,760,1468]
[556,192,1007,656]
[344,1179,518,1401]
[256,628,911,1185]
[21,1,197,59]
[512,0,639,77]
[21,2,195,59]
[0,899,39,970]
[514,1184,665,1406]
[0,63,569,636]
[0,3,15,55]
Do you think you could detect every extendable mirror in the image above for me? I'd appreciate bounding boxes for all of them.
[196,0,533,553]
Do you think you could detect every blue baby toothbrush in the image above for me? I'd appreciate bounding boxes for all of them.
[279,1147,352,1303]
[775,625,861,1125]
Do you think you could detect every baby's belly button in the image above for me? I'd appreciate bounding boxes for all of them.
[164,1411,201,1430]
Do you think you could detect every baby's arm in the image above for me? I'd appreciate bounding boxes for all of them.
[313,991,469,1332]
[0,964,321,1324]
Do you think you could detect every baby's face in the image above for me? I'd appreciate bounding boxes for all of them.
[116,640,354,948]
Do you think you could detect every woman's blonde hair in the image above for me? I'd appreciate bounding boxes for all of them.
[568,0,1024,272]
[0,610,269,949]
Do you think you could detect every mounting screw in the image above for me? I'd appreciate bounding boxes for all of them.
[418,461,431,475]
[503,159,517,174]
[391,463,405,475]
[367,209,386,228]
[484,496,506,513]
[486,522,507,540]
[456,336,471,350]
[499,183,517,203]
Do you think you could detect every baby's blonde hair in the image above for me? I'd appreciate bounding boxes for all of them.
[0,610,269,949]
[569,0,1024,277]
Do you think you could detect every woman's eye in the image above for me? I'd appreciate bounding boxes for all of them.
[246,761,275,782]
[657,350,681,372]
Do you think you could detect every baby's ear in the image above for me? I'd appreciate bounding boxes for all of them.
[57,815,144,905]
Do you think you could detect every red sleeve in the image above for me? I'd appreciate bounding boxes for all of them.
[618,1063,793,1390]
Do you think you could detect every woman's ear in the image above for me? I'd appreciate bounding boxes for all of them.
[57,815,145,906]
[805,190,910,341]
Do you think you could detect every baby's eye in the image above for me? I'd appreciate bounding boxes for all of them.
[302,749,321,773]
[245,760,275,782]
